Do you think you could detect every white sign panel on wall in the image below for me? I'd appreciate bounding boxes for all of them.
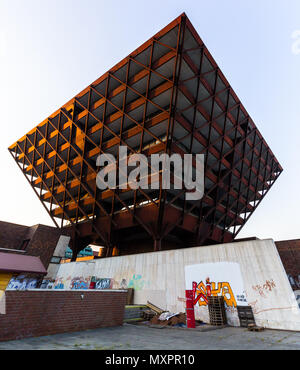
[185,262,248,308]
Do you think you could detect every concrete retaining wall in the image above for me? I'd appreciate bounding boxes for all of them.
[53,239,300,331]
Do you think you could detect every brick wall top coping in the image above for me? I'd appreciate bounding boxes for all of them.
[5,289,128,293]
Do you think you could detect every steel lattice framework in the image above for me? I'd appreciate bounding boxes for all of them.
[9,13,283,258]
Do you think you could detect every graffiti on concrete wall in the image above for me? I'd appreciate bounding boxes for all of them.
[40,279,55,289]
[7,276,38,290]
[185,262,248,308]
[41,276,72,290]
[42,273,149,291]
[41,276,114,290]
[193,278,238,307]
[54,277,69,290]
[120,279,127,289]
[89,277,113,290]
[128,274,150,291]
[252,279,276,298]
[108,278,128,290]
[71,276,91,290]
[95,278,113,290]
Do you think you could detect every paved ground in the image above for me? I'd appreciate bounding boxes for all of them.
[0,324,300,350]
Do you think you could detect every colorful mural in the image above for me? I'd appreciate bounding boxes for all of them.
[192,278,238,307]
[185,262,248,308]
[42,276,115,290]
[70,276,91,290]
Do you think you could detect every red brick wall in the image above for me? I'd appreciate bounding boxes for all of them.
[275,240,300,290]
[0,290,127,342]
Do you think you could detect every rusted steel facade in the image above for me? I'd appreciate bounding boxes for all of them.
[9,13,283,258]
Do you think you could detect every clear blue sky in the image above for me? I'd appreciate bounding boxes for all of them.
[0,0,299,241]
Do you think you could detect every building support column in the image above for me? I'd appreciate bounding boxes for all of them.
[105,246,114,258]
[154,239,162,252]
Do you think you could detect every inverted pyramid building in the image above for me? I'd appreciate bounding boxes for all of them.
[9,13,283,257]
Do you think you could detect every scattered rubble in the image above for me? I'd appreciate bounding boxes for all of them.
[126,302,206,329]
[150,312,187,327]
[142,302,204,328]
[141,309,156,321]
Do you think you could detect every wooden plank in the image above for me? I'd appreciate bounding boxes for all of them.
[147,301,165,315]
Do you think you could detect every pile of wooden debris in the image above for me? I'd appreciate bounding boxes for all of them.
[150,312,187,327]
[141,301,187,327]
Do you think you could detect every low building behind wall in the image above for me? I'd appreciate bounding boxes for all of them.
[0,221,70,270]
[53,239,300,331]
[0,221,71,292]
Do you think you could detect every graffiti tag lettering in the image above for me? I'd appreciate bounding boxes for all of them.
[7,277,38,291]
[193,278,237,307]
[252,279,276,298]
[71,277,91,290]
[95,278,113,290]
